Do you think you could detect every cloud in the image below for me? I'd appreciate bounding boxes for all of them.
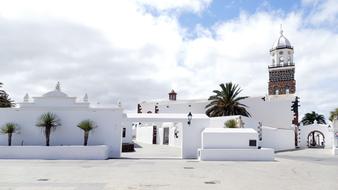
[302,0,338,27]
[0,0,337,120]
[135,0,212,13]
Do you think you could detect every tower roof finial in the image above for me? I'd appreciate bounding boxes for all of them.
[280,24,283,35]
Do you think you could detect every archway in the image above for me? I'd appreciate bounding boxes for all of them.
[307,130,325,148]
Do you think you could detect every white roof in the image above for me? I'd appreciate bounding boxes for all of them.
[203,128,257,134]
[127,113,208,119]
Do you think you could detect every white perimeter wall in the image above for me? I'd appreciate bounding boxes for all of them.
[0,108,123,158]
[261,126,295,151]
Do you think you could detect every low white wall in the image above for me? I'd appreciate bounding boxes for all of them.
[261,127,295,151]
[199,148,274,161]
[0,145,109,160]
[0,108,122,158]
[202,128,258,149]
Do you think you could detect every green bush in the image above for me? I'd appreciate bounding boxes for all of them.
[224,119,237,128]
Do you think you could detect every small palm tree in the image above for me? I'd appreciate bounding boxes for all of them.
[36,112,61,146]
[329,108,338,121]
[301,111,326,125]
[1,123,18,146]
[206,82,250,117]
[77,120,96,146]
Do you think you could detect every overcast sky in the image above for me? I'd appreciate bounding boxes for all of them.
[0,0,337,119]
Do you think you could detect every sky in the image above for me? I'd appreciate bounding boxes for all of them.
[0,0,337,120]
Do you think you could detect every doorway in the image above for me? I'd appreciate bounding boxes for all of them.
[163,127,169,145]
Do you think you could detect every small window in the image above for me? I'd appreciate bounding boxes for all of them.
[249,140,257,147]
[286,88,290,94]
[122,128,126,138]
[275,89,279,95]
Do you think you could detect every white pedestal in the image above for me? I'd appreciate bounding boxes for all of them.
[198,148,274,161]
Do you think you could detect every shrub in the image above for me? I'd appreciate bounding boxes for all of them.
[225,119,237,128]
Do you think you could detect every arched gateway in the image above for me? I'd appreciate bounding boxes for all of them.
[307,130,325,148]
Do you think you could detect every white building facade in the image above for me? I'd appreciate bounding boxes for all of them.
[0,83,123,158]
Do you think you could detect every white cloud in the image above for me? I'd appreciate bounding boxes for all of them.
[135,0,212,13]
[0,0,337,119]
[302,0,338,26]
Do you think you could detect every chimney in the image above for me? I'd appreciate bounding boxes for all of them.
[169,89,177,101]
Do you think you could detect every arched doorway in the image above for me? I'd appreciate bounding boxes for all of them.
[307,130,325,148]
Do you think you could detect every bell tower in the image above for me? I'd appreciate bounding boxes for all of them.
[268,27,296,95]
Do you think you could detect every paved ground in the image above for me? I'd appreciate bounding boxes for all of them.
[0,147,337,190]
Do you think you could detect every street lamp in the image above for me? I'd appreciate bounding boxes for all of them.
[187,112,192,126]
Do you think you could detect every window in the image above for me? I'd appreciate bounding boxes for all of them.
[286,87,290,94]
[122,128,126,138]
[249,140,257,146]
[275,89,279,95]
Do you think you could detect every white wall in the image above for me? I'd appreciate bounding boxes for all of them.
[0,107,123,158]
[199,148,274,161]
[202,128,258,149]
[169,123,182,147]
[121,114,133,144]
[241,96,294,129]
[299,124,333,148]
[0,145,109,160]
[261,126,295,151]
[140,95,294,130]
[182,118,210,159]
[135,124,154,144]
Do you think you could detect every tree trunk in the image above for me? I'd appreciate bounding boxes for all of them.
[45,127,51,146]
[84,131,89,146]
[312,131,316,146]
[8,133,12,146]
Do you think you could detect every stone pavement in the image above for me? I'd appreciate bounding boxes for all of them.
[0,148,337,190]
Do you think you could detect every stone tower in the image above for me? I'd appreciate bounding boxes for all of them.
[268,27,296,95]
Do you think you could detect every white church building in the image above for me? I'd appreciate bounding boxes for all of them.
[134,28,301,152]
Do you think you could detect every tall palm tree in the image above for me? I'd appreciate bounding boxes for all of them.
[0,123,18,146]
[301,111,326,125]
[205,82,250,117]
[77,119,96,146]
[36,112,61,146]
[329,108,338,121]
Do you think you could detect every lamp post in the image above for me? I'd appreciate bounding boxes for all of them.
[187,112,192,126]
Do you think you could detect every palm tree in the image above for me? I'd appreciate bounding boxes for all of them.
[77,120,96,146]
[1,123,18,146]
[205,82,250,117]
[301,111,326,125]
[329,108,338,121]
[0,82,15,108]
[36,112,61,146]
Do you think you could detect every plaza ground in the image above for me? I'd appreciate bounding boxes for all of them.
[0,145,337,190]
